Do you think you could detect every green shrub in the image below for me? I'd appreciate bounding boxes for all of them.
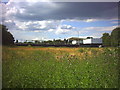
[79,49,84,53]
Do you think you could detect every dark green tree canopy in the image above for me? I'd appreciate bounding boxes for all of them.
[101,33,111,46]
[111,27,120,46]
[102,27,120,47]
[1,24,15,46]
[86,37,93,39]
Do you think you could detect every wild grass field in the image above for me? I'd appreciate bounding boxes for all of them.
[2,46,119,88]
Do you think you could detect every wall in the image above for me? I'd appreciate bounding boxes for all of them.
[83,38,102,44]
[92,38,102,44]
[72,40,83,45]
[83,39,92,44]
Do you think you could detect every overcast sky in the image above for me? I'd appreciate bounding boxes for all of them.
[0,0,119,41]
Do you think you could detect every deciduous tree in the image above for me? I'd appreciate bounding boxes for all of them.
[111,27,120,47]
[1,24,14,46]
[102,33,111,46]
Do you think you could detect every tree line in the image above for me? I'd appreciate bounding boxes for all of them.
[0,24,14,46]
[19,39,70,45]
[102,27,120,47]
[1,24,120,47]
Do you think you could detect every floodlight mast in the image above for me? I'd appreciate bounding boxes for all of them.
[77,31,80,46]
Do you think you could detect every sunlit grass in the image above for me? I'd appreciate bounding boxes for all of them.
[2,46,119,88]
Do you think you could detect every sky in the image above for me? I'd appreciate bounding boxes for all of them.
[0,0,119,41]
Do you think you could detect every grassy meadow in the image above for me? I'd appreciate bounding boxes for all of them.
[2,46,119,88]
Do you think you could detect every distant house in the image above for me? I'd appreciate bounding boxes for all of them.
[68,37,102,45]
[83,38,102,44]
[68,37,85,45]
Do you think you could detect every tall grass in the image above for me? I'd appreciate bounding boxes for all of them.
[2,46,119,88]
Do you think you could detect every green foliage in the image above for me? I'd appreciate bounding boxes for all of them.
[102,27,120,47]
[79,49,84,53]
[40,39,69,45]
[1,24,14,46]
[111,27,120,47]
[35,40,40,44]
[28,45,31,47]
[102,33,111,47]
[2,47,119,88]
[15,40,19,43]
[86,37,93,39]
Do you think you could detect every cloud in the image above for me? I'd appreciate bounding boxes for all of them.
[0,1,118,41]
[0,3,7,24]
[55,25,75,34]
[84,25,118,32]
[10,29,48,40]
[4,1,118,22]
[111,21,118,24]
[1,1,118,27]
[61,25,75,29]
[83,19,97,22]
[5,1,61,21]
[3,19,61,31]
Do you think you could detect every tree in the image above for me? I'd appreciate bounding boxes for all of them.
[1,24,14,46]
[64,39,68,45]
[16,40,19,43]
[35,40,40,44]
[24,40,28,43]
[111,27,120,47]
[86,37,93,39]
[102,33,111,46]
